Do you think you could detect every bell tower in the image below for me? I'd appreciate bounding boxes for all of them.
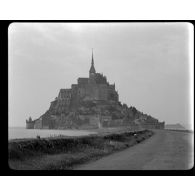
[89,49,96,78]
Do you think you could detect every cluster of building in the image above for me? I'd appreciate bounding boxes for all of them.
[26,51,165,130]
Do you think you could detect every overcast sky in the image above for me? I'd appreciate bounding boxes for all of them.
[9,22,193,129]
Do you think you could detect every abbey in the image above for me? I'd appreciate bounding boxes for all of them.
[59,51,118,103]
[26,51,165,130]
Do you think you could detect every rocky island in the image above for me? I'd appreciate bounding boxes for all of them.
[26,51,164,130]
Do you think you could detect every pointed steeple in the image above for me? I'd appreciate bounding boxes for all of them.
[91,49,94,66]
[89,49,96,74]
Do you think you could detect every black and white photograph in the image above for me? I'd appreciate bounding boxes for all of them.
[8,22,194,171]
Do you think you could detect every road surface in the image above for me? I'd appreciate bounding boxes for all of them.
[75,129,194,170]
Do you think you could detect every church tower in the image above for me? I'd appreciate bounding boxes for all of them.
[89,49,96,78]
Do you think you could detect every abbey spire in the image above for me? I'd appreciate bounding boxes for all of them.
[89,49,96,75]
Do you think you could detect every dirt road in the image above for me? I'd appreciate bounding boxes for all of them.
[75,129,194,170]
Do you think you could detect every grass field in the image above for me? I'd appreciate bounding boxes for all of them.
[9,129,154,170]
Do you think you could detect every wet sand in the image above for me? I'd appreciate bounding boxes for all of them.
[75,129,194,170]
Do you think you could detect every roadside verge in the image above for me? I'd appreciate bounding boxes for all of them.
[9,129,154,170]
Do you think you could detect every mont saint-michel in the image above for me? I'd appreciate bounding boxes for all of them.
[26,51,164,130]
[9,23,193,171]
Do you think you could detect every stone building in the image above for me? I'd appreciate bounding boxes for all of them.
[70,51,118,103]
[26,117,34,129]
[26,51,165,130]
[46,51,118,113]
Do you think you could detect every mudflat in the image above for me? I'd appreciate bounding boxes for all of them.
[75,129,194,170]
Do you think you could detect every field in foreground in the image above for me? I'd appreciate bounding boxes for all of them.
[75,129,194,170]
[9,129,153,170]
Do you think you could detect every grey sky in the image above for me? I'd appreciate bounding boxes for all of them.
[9,22,193,128]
